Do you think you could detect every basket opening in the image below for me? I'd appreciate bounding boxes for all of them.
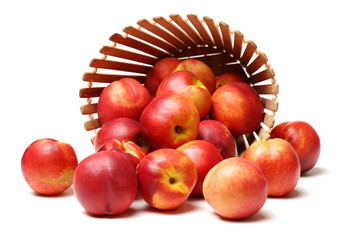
[80,14,279,155]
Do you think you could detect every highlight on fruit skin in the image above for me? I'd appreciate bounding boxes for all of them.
[203,157,268,219]
[73,151,138,216]
[270,121,321,173]
[21,138,78,195]
[136,148,197,210]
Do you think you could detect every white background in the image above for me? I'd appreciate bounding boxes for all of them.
[1,0,353,239]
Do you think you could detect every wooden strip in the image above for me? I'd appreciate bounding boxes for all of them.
[169,14,204,45]
[137,19,186,50]
[253,83,279,94]
[123,26,176,53]
[203,16,223,49]
[100,46,156,65]
[246,52,268,75]
[80,103,97,115]
[79,87,104,98]
[90,59,150,74]
[233,30,244,60]
[84,118,101,131]
[109,33,169,58]
[260,97,279,111]
[249,67,275,84]
[211,63,247,77]
[83,72,145,83]
[153,16,196,47]
[262,113,275,129]
[240,41,257,67]
[244,133,256,148]
[219,21,233,53]
[190,52,236,67]
[187,14,214,46]
[175,46,221,58]
[256,126,270,141]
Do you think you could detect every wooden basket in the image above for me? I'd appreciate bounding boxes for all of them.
[79,14,279,156]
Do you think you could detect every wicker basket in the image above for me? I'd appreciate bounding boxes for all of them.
[79,14,279,156]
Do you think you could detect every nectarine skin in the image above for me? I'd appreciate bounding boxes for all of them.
[197,119,236,159]
[211,82,264,136]
[21,138,78,195]
[140,94,200,150]
[137,149,197,210]
[144,57,181,95]
[97,139,146,169]
[97,78,151,125]
[156,71,212,119]
[73,151,138,215]
[177,140,223,197]
[173,59,216,94]
[270,121,321,173]
[216,72,249,89]
[94,117,141,151]
[203,157,268,219]
[243,139,301,197]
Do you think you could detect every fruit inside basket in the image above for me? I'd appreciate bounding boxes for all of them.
[79,14,279,156]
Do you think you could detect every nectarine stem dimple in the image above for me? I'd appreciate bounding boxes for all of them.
[175,126,183,134]
[169,178,175,184]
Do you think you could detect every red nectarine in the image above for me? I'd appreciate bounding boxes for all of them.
[21,138,78,195]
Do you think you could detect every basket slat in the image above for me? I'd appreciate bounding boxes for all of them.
[219,22,233,53]
[175,47,221,58]
[153,16,197,47]
[90,59,150,74]
[260,97,278,112]
[100,46,157,65]
[81,103,97,115]
[189,52,236,67]
[83,72,145,83]
[245,133,256,150]
[232,30,244,60]
[257,126,270,140]
[84,119,101,131]
[262,113,275,129]
[253,83,279,95]
[169,14,204,45]
[249,67,275,84]
[109,33,169,59]
[235,133,255,156]
[240,41,257,67]
[79,87,104,98]
[246,52,268,75]
[123,26,177,54]
[203,16,223,49]
[137,19,187,50]
[211,63,247,77]
[187,14,214,46]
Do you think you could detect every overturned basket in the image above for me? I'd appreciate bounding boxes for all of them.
[79,14,279,156]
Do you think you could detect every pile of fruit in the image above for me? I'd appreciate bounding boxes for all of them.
[21,57,321,219]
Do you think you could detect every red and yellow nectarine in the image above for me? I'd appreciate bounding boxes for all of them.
[243,138,301,197]
[97,78,151,125]
[140,94,200,150]
[21,138,78,195]
[203,157,268,219]
[270,121,321,173]
[211,82,264,136]
[137,148,197,210]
